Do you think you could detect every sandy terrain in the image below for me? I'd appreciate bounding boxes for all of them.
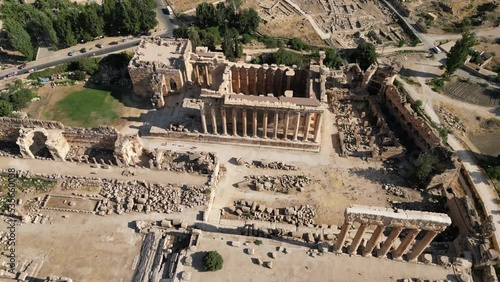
[182,232,456,282]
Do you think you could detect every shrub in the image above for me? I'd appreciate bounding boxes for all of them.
[288,37,307,51]
[27,64,69,80]
[413,152,438,187]
[9,88,35,111]
[203,251,223,271]
[73,70,86,81]
[0,100,13,117]
[241,34,253,44]
[254,239,263,245]
[260,36,278,48]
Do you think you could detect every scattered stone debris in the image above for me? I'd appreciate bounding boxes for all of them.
[382,184,409,199]
[228,201,316,226]
[252,160,297,171]
[151,150,217,175]
[437,107,466,133]
[242,175,311,193]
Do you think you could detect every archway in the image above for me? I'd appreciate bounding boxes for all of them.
[169,78,177,91]
[29,131,53,159]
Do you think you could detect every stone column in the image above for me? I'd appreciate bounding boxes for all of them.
[273,111,279,139]
[392,229,420,260]
[210,105,218,134]
[221,108,227,135]
[407,230,438,262]
[303,112,312,141]
[205,65,210,86]
[348,223,368,255]
[200,107,208,134]
[253,110,258,137]
[313,112,323,143]
[283,112,290,140]
[293,113,301,141]
[242,109,248,137]
[335,221,351,253]
[377,226,403,258]
[232,108,238,136]
[362,225,385,257]
[262,111,268,139]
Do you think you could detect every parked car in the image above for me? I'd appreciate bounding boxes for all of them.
[28,68,36,73]
[18,63,27,69]
[6,72,17,78]
[80,48,87,53]
[68,50,76,56]
[109,41,119,45]
[96,43,103,48]
[432,46,442,54]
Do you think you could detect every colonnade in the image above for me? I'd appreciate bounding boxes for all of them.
[200,105,323,143]
[335,222,440,261]
[230,65,308,97]
[336,205,451,262]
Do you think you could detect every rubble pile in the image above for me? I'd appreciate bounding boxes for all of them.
[228,201,316,226]
[97,180,207,215]
[437,107,466,133]
[382,184,409,198]
[253,160,297,171]
[157,151,216,175]
[61,178,101,190]
[331,99,376,153]
[246,175,311,193]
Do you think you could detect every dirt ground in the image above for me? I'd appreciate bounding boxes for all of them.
[214,160,420,226]
[242,1,325,46]
[168,0,212,13]
[183,232,456,282]
[405,0,499,33]
[27,84,146,130]
[475,42,500,73]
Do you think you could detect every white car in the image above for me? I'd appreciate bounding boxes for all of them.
[433,46,442,54]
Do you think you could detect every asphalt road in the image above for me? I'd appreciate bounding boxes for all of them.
[0,41,142,80]
[0,0,177,80]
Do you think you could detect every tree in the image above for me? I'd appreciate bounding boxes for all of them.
[237,8,259,34]
[54,11,78,48]
[0,101,13,117]
[173,23,189,38]
[3,19,34,60]
[413,152,438,186]
[272,48,302,66]
[222,28,240,60]
[203,251,223,271]
[324,48,343,68]
[196,2,216,28]
[445,31,476,76]
[289,37,307,51]
[353,42,378,71]
[73,70,86,80]
[9,88,35,111]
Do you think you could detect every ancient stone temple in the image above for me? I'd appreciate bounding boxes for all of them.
[128,37,325,151]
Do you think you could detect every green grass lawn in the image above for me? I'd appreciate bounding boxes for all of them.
[47,88,121,127]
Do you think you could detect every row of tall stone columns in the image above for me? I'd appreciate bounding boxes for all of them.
[200,105,323,143]
[230,65,305,97]
[334,222,441,262]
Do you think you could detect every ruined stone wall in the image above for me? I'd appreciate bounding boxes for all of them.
[0,117,64,142]
[62,126,118,149]
[384,85,441,151]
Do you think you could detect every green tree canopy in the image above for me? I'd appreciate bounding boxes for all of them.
[445,31,477,76]
[237,8,259,34]
[0,101,13,117]
[196,2,216,28]
[289,37,307,51]
[3,18,34,60]
[324,48,343,68]
[203,251,223,271]
[353,42,378,71]
[413,152,438,186]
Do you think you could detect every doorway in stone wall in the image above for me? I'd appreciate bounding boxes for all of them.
[29,131,54,159]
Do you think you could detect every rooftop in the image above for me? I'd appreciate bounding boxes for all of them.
[129,37,190,69]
